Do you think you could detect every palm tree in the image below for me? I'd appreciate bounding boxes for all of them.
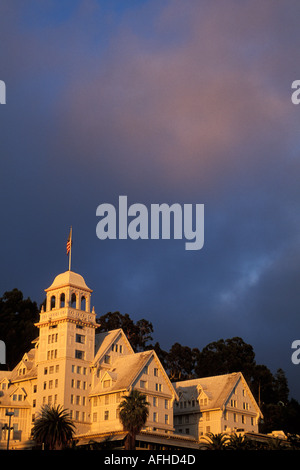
[226,432,251,450]
[32,404,76,450]
[201,432,229,450]
[118,390,149,450]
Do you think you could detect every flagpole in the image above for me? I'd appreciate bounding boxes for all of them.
[69,226,72,271]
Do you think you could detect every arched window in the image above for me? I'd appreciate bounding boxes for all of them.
[60,293,65,308]
[81,296,86,311]
[50,295,56,310]
[71,293,76,308]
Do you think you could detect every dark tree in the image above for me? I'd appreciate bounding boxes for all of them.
[96,311,153,352]
[165,342,200,381]
[195,337,256,384]
[0,289,39,369]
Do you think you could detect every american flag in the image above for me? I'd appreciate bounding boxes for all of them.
[66,228,72,255]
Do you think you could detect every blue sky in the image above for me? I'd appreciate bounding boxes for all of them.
[1,0,300,400]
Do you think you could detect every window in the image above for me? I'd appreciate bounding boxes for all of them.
[165,414,169,424]
[50,295,56,310]
[75,350,84,360]
[76,334,85,344]
[154,368,159,377]
[104,410,109,421]
[153,412,158,422]
[153,397,158,407]
[81,296,86,311]
[165,399,169,409]
[243,402,249,410]
[155,383,162,392]
[104,355,111,364]
[93,412,97,422]
[140,380,147,389]
[71,293,76,308]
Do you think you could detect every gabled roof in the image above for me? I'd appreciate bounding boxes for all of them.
[91,350,153,396]
[173,372,262,416]
[90,349,178,399]
[10,348,37,382]
[93,328,134,365]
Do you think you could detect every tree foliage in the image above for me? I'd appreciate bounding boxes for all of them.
[118,390,149,450]
[0,288,39,369]
[97,311,153,352]
[32,404,75,450]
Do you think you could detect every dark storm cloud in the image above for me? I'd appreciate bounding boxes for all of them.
[1,0,300,398]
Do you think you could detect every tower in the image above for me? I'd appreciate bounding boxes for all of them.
[35,270,98,433]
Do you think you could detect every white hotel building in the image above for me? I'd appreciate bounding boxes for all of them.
[0,269,262,449]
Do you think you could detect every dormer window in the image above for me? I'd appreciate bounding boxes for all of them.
[104,355,111,364]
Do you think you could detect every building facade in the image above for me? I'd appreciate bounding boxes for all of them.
[0,268,262,449]
[0,269,181,449]
[173,373,263,440]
